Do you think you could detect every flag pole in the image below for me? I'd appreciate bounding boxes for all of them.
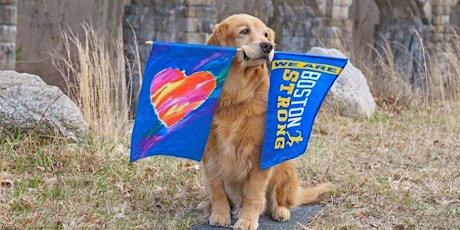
[145,41,243,51]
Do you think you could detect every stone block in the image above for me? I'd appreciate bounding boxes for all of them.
[432,5,452,15]
[431,0,456,6]
[278,35,307,52]
[184,6,213,18]
[331,6,349,19]
[182,32,208,44]
[0,0,17,4]
[185,0,212,6]
[307,37,318,48]
[185,17,210,33]
[432,15,450,25]
[0,5,16,25]
[0,42,14,54]
[0,43,16,70]
[333,0,352,6]
[316,0,327,15]
[329,19,353,30]
[0,25,15,42]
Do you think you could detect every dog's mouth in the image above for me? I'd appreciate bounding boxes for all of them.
[243,51,250,61]
[242,50,270,62]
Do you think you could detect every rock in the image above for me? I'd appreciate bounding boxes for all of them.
[192,205,322,230]
[0,70,88,140]
[308,47,376,118]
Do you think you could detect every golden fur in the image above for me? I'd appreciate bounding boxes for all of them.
[201,14,334,230]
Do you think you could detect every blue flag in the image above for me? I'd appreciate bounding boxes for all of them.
[130,43,347,168]
[260,52,348,169]
[130,42,237,162]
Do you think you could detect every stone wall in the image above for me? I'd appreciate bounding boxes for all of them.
[120,0,460,112]
[122,0,356,97]
[268,0,320,51]
[0,0,16,70]
[2,0,460,97]
[123,0,354,55]
[12,0,128,87]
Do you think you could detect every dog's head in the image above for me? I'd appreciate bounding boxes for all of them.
[207,14,275,68]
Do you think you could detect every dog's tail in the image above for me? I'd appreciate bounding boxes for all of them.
[297,182,335,205]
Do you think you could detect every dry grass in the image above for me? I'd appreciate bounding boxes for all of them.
[303,104,460,229]
[364,36,416,110]
[426,28,460,102]
[1,25,460,229]
[52,24,130,142]
[1,103,458,229]
[366,28,460,110]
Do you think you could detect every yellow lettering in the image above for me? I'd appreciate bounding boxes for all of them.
[288,70,299,82]
[276,124,286,136]
[272,60,343,75]
[279,83,294,95]
[282,69,291,81]
[277,109,288,122]
[277,96,291,108]
[274,137,285,149]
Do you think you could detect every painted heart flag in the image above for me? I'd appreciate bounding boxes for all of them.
[130,41,236,162]
[260,52,348,169]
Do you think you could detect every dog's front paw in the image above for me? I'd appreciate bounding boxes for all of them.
[209,212,231,227]
[233,218,258,230]
[272,206,290,222]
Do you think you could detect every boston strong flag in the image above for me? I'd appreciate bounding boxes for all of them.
[260,52,347,169]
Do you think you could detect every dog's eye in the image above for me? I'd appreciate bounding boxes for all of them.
[240,28,250,35]
[264,32,269,38]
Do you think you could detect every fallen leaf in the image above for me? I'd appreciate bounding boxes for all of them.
[115,181,132,197]
[185,163,200,172]
[393,223,406,230]
[1,179,13,187]
[153,185,164,195]
[43,177,57,185]
[319,127,329,135]
[174,189,189,199]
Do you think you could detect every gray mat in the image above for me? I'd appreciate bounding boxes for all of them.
[192,205,322,230]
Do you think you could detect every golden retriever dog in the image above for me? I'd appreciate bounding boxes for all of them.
[201,14,334,230]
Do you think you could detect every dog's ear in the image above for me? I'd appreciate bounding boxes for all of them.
[207,23,227,46]
[267,28,275,43]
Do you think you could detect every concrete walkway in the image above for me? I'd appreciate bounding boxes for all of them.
[192,205,322,230]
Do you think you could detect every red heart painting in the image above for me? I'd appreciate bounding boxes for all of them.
[150,68,216,127]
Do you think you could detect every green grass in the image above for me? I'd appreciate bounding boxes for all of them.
[1,103,459,229]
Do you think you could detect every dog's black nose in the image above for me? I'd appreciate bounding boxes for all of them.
[260,42,273,54]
